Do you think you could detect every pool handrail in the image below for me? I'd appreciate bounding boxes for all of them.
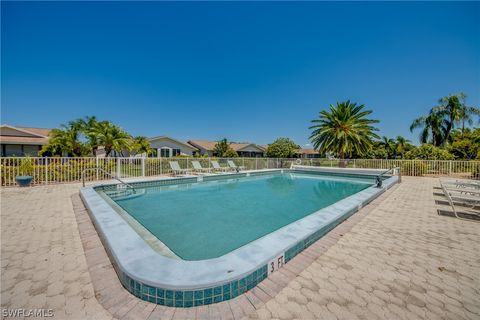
[81,167,136,192]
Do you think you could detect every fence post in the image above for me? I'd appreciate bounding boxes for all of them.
[45,158,48,185]
[449,161,452,176]
[255,158,258,171]
[96,157,99,181]
[141,157,145,177]
[117,158,121,178]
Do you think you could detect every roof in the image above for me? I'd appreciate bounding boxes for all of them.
[188,140,265,152]
[297,148,318,155]
[0,125,51,145]
[149,136,198,151]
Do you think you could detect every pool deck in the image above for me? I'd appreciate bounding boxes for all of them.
[1,177,479,319]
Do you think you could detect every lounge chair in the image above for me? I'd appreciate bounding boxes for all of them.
[169,161,189,176]
[191,160,210,174]
[210,160,230,172]
[440,178,480,190]
[440,181,480,220]
[227,160,245,172]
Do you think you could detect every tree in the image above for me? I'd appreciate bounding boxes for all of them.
[212,138,238,157]
[129,136,153,156]
[395,136,412,159]
[410,109,447,147]
[447,128,480,160]
[434,93,480,140]
[266,138,300,158]
[404,144,454,160]
[90,121,131,157]
[40,124,85,156]
[378,136,396,159]
[309,100,379,159]
[70,116,100,156]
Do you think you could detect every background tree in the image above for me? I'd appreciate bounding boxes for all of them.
[447,128,480,160]
[212,138,238,157]
[71,116,100,156]
[129,136,153,156]
[378,136,396,159]
[90,121,131,157]
[309,100,379,159]
[266,138,300,158]
[40,124,85,156]
[395,136,412,159]
[410,109,447,146]
[404,144,454,160]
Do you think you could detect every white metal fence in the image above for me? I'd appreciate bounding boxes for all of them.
[1,157,479,186]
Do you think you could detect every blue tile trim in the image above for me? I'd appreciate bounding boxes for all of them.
[119,263,269,308]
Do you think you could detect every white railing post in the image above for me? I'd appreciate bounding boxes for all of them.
[141,157,145,177]
[44,158,48,185]
[95,157,99,181]
[255,158,258,171]
[117,157,121,178]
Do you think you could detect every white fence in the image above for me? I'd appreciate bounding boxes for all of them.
[1,157,479,186]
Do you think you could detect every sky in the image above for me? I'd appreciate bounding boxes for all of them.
[1,1,479,147]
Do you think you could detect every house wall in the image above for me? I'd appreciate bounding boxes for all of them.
[150,139,196,157]
[1,144,41,157]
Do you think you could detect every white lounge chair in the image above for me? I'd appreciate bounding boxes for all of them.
[210,160,230,172]
[440,181,480,220]
[169,161,189,176]
[191,160,210,174]
[227,160,245,172]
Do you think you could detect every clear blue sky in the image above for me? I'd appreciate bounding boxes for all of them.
[2,1,479,147]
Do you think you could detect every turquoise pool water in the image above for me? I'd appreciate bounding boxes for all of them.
[107,172,372,260]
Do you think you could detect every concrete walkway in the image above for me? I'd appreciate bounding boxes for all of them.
[1,177,479,319]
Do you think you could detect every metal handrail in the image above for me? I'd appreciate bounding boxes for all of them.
[376,166,401,187]
[81,167,136,192]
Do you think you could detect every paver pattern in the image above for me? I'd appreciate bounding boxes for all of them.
[1,177,479,320]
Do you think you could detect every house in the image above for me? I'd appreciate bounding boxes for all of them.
[0,124,51,156]
[297,148,321,158]
[149,136,198,157]
[187,140,266,157]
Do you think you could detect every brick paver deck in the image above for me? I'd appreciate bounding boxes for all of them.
[1,177,479,319]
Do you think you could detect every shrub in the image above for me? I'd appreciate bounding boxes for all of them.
[404,144,454,160]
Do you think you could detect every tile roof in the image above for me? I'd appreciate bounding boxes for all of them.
[0,125,51,144]
[188,140,265,152]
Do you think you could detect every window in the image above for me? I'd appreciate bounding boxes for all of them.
[172,149,181,156]
[160,148,170,157]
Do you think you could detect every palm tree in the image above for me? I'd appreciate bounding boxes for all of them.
[379,136,395,159]
[309,100,379,159]
[70,116,100,156]
[395,136,411,159]
[90,121,131,157]
[43,126,84,156]
[433,93,479,141]
[130,136,153,156]
[410,109,447,147]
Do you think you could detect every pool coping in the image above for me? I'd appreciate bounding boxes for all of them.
[80,168,399,307]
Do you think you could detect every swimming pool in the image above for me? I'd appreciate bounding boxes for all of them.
[80,167,399,307]
[104,172,371,260]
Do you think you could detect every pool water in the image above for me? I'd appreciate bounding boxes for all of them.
[107,172,372,260]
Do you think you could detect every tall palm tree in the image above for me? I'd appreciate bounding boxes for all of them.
[90,121,131,157]
[309,101,379,159]
[433,93,480,141]
[395,136,411,159]
[410,109,447,147]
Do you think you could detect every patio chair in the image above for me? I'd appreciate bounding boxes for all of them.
[210,160,230,172]
[191,160,210,174]
[440,178,480,190]
[440,181,480,220]
[227,160,245,172]
[169,161,189,176]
